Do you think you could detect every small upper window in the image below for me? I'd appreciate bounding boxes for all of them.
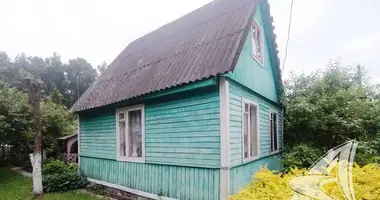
[243,100,260,161]
[270,111,279,153]
[117,105,145,162]
[252,20,264,65]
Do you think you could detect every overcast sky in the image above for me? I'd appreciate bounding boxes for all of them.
[0,0,379,83]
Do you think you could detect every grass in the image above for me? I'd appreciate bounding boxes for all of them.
[0,167,103,200]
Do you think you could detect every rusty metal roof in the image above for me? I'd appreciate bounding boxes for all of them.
[73,0,280,112]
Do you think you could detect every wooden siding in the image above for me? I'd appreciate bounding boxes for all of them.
[81,156,220,200]
[227,5,279,103]
[229,154,282,195]
[79,88,220,168]
[228,80,283,167]
[80,110,116,159]
[145,89,220,168]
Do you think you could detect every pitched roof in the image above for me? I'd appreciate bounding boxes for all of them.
[58,133,77,140]
[72,0,280,112]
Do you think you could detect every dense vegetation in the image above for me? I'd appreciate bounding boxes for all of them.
[42,160,89,192]
[231,63,380,199]
[283,62,380,169]
[231,164,380,200]
[0,51,107,166]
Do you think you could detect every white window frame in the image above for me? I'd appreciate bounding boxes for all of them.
[269,110,280,154]
[251,19,264,67]
[241,99,261,162]
[116,104,145,163]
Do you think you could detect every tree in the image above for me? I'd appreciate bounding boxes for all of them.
[63,58,98,107]
[42,53,66,98]
[97,61,108,74]
[0,52,99,108]
[27,79,43,195]
[0,82,76,165]
[284,62,380,150]
[0,81,30,165]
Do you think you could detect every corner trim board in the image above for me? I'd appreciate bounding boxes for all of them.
[219,77,230,200]
[87,178,177,200]
[77,115,81,174]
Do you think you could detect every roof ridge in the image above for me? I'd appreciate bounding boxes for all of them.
[92,28,246,87]
[109,0,256,66]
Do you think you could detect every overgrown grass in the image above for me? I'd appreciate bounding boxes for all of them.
[0,167,102,200]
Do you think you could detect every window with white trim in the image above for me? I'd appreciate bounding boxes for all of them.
[252,20,264,65]
[243,101,260,160]
[117,105,145,162]
[270,112,279,153]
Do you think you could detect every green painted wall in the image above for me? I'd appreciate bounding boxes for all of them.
[80,110,116,159]
[228,80,283,167]
[79,86,221,199]
[145,90,220,167]
[81,157,220,200]
[229,154,282,195]
[80,87,220,168]
[227,5,279,103]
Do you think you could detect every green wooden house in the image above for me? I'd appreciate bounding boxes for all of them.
[72,0,284,199]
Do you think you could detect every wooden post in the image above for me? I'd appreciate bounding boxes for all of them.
[28,79,43,195]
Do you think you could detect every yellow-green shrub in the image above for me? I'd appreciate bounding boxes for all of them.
[231,164,380,200]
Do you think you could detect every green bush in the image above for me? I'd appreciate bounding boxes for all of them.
[282,143,323,171]
[231,164,380,200]
[42,160,87,192]
[355,140,380,166]
[42,160,77,175]
[43,172,89,192]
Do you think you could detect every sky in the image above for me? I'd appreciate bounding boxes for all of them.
[0,0,379,83]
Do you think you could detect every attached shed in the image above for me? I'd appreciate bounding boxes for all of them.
[72,0,284,199]
[58,133,78,163]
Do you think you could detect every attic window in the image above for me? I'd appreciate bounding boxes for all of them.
[252,20,264,65]
[116,105,145,162]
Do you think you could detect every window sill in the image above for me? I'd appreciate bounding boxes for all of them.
[252,55,264,67]
[117,157,145,163]
[243,156,260,164]
[270,150,282,156]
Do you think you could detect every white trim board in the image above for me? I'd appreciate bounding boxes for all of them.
[219,77,230,200]
[88,178,177,200]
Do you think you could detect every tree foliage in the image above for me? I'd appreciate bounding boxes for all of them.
[284,62,380,165]
[0,50,99,167]
[0,82,76,165]
[96,61,108,75]
[0,51,98,108]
